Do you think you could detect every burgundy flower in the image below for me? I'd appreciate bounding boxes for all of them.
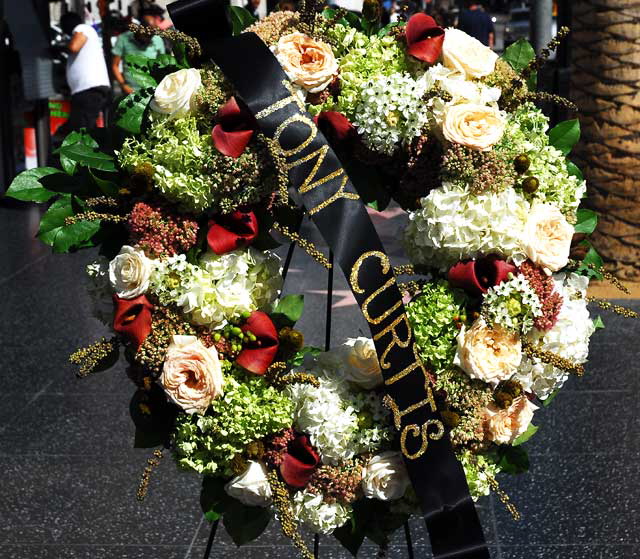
[113,295,154,350]
[207,210,259,255]
[211,97,256,158]
[448,255,516,296]
[280,434,320,488]
[235,311,279,375]
[313,111,355,147]
[405,13,445,65]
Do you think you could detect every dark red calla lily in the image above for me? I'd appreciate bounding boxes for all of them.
[207,210,259,255]
[448,255,516,296]
[236,311,279,375]
[313,111,356,147]
[280,434,320,488]
[405,13,445,65]
[113,295,154,350]
[211,97,257,158]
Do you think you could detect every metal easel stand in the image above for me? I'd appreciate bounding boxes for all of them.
[203,237,415,558]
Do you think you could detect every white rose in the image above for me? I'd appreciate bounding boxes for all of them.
[150,68,202,118]
[224,461,272,507]
[109,245,154,299]
[521,203,574,273]
[274,32,338,93]
[483,396,538,444]
[442,103,506,151]
[339,337,384,389]
[361,451,410,501]
[454,319,522,386]
[160,335,224,414]
[442,28,498,78]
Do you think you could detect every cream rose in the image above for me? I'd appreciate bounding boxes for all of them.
[521,203,574,273]
[454,319,522,386]
[442,28,499,78]
[274,32,338,93]
[340,337,384,389]
[160,335,224,414]
[108,245,153,299]
[442,103,506,151]
[150,68,202,118]
[224,461,272,507]
[361,451,410,501]
[483,396,538,444]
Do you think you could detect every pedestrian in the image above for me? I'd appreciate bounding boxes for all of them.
[111,9,166,95]
[55,12,111,139]
[457,1,495,48]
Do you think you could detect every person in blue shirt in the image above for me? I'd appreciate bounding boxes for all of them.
[458,1,495,48]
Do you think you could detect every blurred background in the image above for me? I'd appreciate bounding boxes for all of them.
[0,1,639,558]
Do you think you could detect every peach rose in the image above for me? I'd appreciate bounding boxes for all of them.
[454,319,522,386]
[274,32,338,93]
[442,28,498,79]
[160,335,224,414]
[522,203,574,273]
[483,396,538,444]
[442,103,506,151]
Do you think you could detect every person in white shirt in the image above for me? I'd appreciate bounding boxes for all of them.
[56,12,111,138]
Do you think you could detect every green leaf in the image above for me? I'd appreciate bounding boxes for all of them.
[290,346,323,367]
[322,7,337,19]
[37,194,100,252]
[89,169,119,196]
[566,161,584,182]
[5,167,59,202]
[115,90,153,134]
[513,424,538,446]
[497,445,529,474]
[593,315,605,330]
[333,516,366,556]
[273,294,304,327]
[200,477,233,522]
[126,67,158,89]
[576,243,604,279]
[123,53,151,69]
[59,143,116,172]
[228,6,256,35]
[575,208,598,235]
[56,130,99,174]
[377,21,404,38]
[51,220,101,253]
[542,388,560,407]
[549,119,580,156]
[503,38,535,73]
[38,195,74,240]
[223,500,271,546]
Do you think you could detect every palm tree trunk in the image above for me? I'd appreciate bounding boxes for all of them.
[571,0,640,280]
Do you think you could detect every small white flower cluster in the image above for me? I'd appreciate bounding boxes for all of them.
[405,182,529,270]
[514,273,595,399]
[292,490,351,535]
[149,248,282,328]
[353,72,430,155]
[482,274,542,333]
[85,258,113,325]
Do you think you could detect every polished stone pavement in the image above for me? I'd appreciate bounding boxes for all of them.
[0,200,638,559]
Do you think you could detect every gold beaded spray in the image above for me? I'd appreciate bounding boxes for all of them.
[137,449,164,501]
[69,337,120,377]
[273,222,333,269]
[128,23,202,58]
[522,340,585,376]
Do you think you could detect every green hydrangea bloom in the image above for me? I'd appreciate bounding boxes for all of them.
[458,451,499,500]
[312,25,415,119]
[173,368,294,477]
[497,103,586,215]
[407,282,466,372]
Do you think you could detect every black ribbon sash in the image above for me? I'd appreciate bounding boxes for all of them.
[168,2,490,557]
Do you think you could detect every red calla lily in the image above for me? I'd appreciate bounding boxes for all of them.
[313,111,355,146]
[207,210,259,255]
[280,434,320,488]
[236,311,279,375]
[405,13,445,65]
[448,256,516,296]
[113,295,154,350]
[211,97,257,158]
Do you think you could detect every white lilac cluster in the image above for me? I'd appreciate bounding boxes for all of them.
[149,248,281,327]
[405,182,529,270]
[352,72,430,155]
[85,258,113,325]
[514,273,596,399]
[482,274,542,333]
[292,490,351,535]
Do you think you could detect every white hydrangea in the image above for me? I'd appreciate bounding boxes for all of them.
[292,490,351,534]
[514,273,595,399]
[405,182,530,270]
[353,72,430,155]
[85,258,114,325]
[483,274,542,333]
[149,248,282,328]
